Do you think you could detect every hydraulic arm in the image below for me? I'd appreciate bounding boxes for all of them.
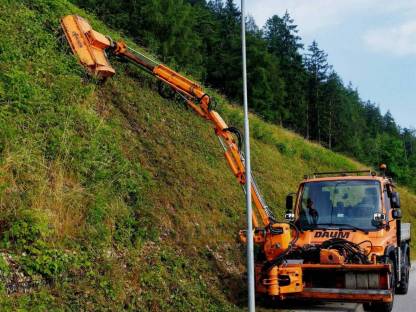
[61,15,276,228]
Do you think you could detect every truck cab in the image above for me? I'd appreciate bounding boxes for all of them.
[294,174,401,251]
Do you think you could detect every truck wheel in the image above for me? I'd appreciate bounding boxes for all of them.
[365,301,393,312]
[396,250,410,295]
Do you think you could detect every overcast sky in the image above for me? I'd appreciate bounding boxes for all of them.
[239,0,416,129]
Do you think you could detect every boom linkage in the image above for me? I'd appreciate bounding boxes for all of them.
[60,15,275,227]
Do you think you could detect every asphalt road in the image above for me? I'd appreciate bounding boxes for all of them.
[392,262,415,312]
[271,262,416,312]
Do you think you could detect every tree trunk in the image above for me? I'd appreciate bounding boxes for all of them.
[328,99,332,149]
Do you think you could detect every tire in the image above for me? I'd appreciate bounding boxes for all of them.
[367,301,393,312]
[396,249,410,295]
[261,295,283,309]
[365,259,395,312]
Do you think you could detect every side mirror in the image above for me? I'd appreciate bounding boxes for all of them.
[391,192,401,208]
[373,213,386,222]
[285,213,295,222]
[286,195,294,212]
[392,209,402,220]
[285,194,295,221]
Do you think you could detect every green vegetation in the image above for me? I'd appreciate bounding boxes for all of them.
[0,0,415,310]
[72,0,416,191]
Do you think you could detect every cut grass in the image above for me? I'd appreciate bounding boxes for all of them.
[0,0,415,310]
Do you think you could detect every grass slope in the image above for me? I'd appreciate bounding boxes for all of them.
[0,0,415,310]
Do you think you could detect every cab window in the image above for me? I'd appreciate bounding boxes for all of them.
[299,180,382,231]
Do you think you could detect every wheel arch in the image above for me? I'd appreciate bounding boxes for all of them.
[401,241,410,260]
[384,245,398,280]
[384,245,397,261]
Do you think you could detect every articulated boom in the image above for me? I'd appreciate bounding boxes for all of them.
[61,15,274,228]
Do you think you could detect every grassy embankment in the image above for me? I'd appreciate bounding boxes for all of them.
[0,0,415,310]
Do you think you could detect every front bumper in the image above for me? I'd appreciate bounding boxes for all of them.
[256,263,393,303]
[288,287,392,303]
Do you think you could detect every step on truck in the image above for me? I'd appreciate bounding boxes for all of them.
[60,15,411,312]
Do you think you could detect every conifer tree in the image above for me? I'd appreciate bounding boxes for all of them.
[305,41,330,141]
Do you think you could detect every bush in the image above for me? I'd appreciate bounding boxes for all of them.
[251,119,275,145]
[1,210,49,250]
[275,142,295,156]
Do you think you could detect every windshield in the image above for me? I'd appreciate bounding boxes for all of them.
[298,180,382,231]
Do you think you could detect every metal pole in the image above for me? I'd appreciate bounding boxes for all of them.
[241,1,255,311]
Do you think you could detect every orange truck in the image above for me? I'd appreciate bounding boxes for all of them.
[259,169,411,312]
[60,15,411,312]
